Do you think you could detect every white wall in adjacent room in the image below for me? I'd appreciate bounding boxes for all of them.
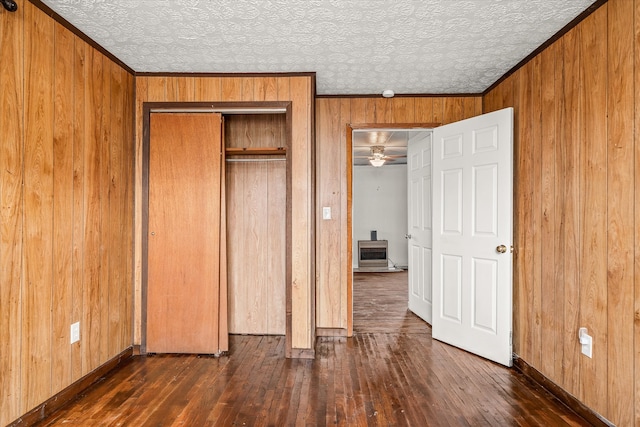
[352,164,407,269]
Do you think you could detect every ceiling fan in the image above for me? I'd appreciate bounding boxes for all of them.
[354,145,404,167]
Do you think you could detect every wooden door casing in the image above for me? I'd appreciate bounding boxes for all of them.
[147,112,224,354]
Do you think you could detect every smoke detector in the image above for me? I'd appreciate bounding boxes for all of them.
[382,89,395,98]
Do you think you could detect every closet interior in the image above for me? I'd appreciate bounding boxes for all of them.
[224,113,287,336]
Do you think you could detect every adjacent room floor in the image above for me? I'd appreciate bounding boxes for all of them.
[35,271,589,426]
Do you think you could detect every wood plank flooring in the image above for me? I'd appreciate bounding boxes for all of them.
[34,271,589,426]
[353,271,428,334]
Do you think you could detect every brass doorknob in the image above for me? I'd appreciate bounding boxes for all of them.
[496,245,507,253]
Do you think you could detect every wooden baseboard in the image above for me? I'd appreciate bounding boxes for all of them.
[512,355,614,427]
[8,347,134,426]
[315,328,347,337]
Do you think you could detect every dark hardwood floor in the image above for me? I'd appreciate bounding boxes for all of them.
[35,271,589,426]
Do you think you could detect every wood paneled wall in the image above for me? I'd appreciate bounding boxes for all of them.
[484,1,638,424]
[315,96,481,331]
[134,75,315,353]
[0,3,134,425]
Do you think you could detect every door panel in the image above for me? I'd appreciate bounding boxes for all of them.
[407,132,432,323]
[472,258,497,332]
[432,107,513,367]
[147,112,224,354]
[441,254,462,321]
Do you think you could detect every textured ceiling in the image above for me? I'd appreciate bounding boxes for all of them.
[41,0,595,95]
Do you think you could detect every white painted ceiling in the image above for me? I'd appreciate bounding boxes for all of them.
[40,0,595,95]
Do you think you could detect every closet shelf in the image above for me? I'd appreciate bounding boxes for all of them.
[225,147,286,156]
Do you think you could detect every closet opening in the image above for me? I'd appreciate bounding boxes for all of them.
[225,113,287,335]
[141,102,292,355]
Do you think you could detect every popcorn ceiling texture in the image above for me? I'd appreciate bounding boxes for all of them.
[42,0,593,95]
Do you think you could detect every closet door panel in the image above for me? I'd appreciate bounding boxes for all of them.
[147,112,223,353]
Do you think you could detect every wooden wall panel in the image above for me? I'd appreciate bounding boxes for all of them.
[415,98,433,122]
[267,163,287,334]
[606,0,635,424]
[578,10,608,414]
[0,1,24,421]
[539,41,560,384]
[391,98,415,122]
[0,4,135,424]
[551,38,566,388]
[98,53,112,366]
[314,96,482,331]
[71,37,87,383]
[52,21,74,394]
[289,76,313,350]
[514,63,532,365]
[135,74,315,353]
[226,157,244,332]
[108,62,125,357]
[194,76,222,101]
[82,47,103,375]
[122,72,135,355]
[338,99,351,329]
[635,3,640,427]
[316,99,345,329]
[530,55,543,369]
[23,3,55,410]
[562,25,582,394]
[483,1,639,424]
[222,77,243,101]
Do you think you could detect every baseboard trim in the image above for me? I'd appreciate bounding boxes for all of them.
[316,328,347,337]
[9,347,134,426]
[512,355,614,427]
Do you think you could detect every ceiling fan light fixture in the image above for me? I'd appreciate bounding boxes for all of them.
[369,145,386,167]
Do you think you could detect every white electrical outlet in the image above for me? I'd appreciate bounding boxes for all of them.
[70,322,80,344]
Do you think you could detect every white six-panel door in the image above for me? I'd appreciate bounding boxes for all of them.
[407,132,433,324]
[432,108,513,367]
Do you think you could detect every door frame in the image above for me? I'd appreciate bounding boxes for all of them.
[141,101,293,354]
[346,122,440,336]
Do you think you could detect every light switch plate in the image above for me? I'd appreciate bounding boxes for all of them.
[70,322,80,344]
[322,207,331,220]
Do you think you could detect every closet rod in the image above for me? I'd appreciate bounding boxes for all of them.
[225,158,286,163]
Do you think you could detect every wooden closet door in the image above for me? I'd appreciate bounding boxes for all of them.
[147,112,224,354]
